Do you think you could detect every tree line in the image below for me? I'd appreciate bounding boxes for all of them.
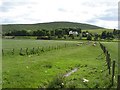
[4,28,81,36]
[3,28,120,40]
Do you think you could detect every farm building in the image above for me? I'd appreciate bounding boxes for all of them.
[69,31,78,36]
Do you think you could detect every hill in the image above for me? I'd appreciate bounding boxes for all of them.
[2,21,104,33]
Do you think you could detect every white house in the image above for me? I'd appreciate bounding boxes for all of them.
[69,31,78,36]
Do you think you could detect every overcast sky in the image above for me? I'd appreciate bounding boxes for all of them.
[0,0,119,29]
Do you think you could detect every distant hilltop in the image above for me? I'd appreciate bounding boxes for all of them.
[2,21,104,33]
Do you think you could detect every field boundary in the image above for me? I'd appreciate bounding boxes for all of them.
[99,42,116,86]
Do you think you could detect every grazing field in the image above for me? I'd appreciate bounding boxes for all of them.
[101,42,119,78]
[2,39,118,88]
[2,39,77,55]
[82,29,113,34]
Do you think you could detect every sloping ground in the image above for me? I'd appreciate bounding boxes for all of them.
[2,40,114,88]
[2,21,103,33]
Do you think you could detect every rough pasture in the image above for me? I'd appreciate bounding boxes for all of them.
[2,39,118,88]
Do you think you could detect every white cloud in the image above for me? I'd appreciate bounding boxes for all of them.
[89,19,118,29]
[0,0,119,29]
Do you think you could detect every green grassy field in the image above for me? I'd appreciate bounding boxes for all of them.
[2,39,118,88]
[82,29,113,34]
[101,42,119,79]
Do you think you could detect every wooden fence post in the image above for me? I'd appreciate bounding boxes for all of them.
[103,46,106,53]
[2,49,4,55]
[106,53,108,63]
[108,53,111,74]
[108,57,111,74]
[117,75,120,90]
[106,50,109,56]
[112,61,115,86]
[101,45,103,50]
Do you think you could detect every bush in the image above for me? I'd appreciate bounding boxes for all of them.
[58,35,63,38]
[87,34,92,40]
[37,36,50,40]
[47,74,65,88]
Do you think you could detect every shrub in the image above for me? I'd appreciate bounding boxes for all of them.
[87,34,92,40]
[47,74,65,88]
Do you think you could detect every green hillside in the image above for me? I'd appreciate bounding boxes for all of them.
[2,21,104,33]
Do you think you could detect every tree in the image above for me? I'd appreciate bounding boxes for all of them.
[82,32,87,37]
[33,30,44,36]
[55,29,63,38]
[33,30,41,36]
[94,33,99,41]
[76,28,81,34]
[63,28,69,35]
[106,32,114,40]
[113,29,117,35]
[101,31,107,39]
[50,30,55,36]
[7,30,30,36]
[79,33,82,40]
[69,34,74,39]
[64,35,67,39]
[87,34,92,40]
[41,29,47,36]
[46,30,50,36]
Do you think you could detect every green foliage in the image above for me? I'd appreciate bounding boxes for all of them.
[47,74,65,88]
[100,30,115,40]
[33,30,46,36]
[69,34,74,39]
[87,34,92,40]
[5,30,30,36]
[94,33,99,41]
[101,31,107,39]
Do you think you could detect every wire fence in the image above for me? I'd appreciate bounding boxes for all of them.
[99,42,116,86]
[2,43,78,56]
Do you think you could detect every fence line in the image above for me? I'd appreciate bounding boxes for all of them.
[117,75,120,90]
[99,42,117,87]
[111,61,115,86]
[99,42,111,74]
[2,43,77,56]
